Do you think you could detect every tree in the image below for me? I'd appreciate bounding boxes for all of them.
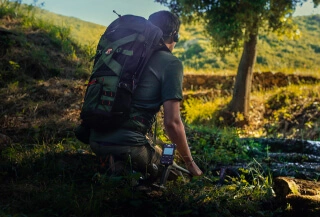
[155,0,319,124]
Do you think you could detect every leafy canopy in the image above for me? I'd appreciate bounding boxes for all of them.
[156,0,319,55]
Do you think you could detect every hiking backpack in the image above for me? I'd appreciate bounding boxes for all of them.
[79,14,163,132]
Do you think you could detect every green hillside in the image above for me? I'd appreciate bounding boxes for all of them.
[24,3,320,75]
[175,15,320,74]
[32,7,106,46]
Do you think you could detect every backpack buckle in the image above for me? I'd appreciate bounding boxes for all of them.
[105,48,113,55]
[118,82,128,88]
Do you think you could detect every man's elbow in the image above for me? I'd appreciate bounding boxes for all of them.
[164,121,174,131]
[164,118,181,131]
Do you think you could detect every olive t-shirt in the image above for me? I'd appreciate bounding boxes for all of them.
[89,49,183,146]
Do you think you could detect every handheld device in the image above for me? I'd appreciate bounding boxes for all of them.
[160,144,176,165]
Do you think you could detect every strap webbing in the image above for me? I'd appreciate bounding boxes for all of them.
[153,115,157,144]
[101,100,113,106]
[93,33,143,75]
[121,50,133,56]
[102,91,115,97]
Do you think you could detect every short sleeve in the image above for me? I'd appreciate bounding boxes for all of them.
[161,59,183,103]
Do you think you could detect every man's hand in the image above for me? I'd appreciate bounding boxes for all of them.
[186,160,203,176]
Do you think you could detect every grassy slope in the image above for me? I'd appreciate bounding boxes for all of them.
[0,3,319,217]
[33,7,106,46]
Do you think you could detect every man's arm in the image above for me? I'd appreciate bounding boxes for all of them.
[163,100,203,176]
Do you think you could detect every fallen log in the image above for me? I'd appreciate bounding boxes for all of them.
[273,177,320,216]
[241,138,320,155]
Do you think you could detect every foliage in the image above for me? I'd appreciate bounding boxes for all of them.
[0,135,278,217]
[0,1,94,87]
[185,125,258,167]
[0,2,319,217]
[156,1,320,117]
[170,14,320,74]
[182,83,320,140]
[156,0,318,54]
[263,84,320,139]
[183,97,230,125]
[8,1,319,75]
[0,0,21,18]
[18,0,106,46]
[175,14,320,75]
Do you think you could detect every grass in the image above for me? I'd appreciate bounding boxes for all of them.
[184,66,320,79]
[182,83,320,140]
[1,136,280,217]
[0,1,319,216]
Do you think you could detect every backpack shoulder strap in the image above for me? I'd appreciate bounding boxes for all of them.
[93,33,145,75]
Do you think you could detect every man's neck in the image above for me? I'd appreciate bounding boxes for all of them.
[165,42,175,52]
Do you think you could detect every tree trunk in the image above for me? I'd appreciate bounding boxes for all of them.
[228,33,258,119]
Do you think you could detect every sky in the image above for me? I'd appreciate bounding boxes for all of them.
[19,0,320,27]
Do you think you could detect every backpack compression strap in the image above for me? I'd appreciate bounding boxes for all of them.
[92,33,146,76]
[87,78,116,106]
